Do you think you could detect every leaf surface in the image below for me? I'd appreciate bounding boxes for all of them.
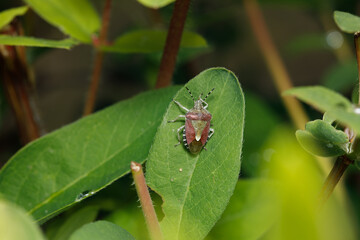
[0,6,28,30]
[0,35,77,49]
[284,86,352,112]
[146,68,245,240]
[23,0,100,43]
[0,87,180,222]
[334,11,360,34]
[0,200,45,240]
[102,30,207,53]
[208,179,278,240]
[69,221,135,240]
[137,0,175,9]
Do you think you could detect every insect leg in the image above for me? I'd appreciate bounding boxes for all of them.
[208,128,214,139]
[175,125,185,147]
[173,100,190,112]
[200,98,209,109]
[168,115,186,123]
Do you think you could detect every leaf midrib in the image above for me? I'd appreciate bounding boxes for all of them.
[27,121,157,217]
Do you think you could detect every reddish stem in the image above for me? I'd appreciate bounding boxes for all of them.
[131,162,163,240]
[155,0,191,89]
[83,0,112,116]
[318,156,353,206]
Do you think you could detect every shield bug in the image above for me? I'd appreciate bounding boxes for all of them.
[168,87,215,154]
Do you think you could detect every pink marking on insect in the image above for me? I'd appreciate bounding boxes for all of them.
[168,87,215,154]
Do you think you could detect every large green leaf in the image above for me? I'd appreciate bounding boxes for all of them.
[23,0,100,43]
[0,6,28,30]
[207,179,278,240]
[284,86,352,112]
[334,11,360,34]
[146,68,245,240]
[0,87,180,222]
[69,221,135,240]
[102,30,207,53]
[137,0,175,9]
[0,199,45,240]
[0,35,77,49]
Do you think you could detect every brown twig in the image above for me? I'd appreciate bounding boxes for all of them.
[318,156,353,206]
[83,0,112,116]
[0,22,41,143]
[131,162,163,240]
[155,0,191,89]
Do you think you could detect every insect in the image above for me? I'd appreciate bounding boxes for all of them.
[168,87,215,154]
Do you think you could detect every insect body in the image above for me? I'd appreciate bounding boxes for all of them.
[168,87,215,154]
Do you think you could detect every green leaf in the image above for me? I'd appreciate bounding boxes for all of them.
[334,11,360,34]
[296,130,347,157]
[284,86,352,113]
[296,120,349,157]
[137,0,175,9]
[208,179,278,240]
[305,120,349,144]
[146,68,245,240]
[0,199,45,240]
[51,206,99,240]
[327,108,360,134]
[102,30,207,53]
[0,86,180,222]
[0,6,28,30]
[0,35,77,49]
[69,221,135,240]
[23,0,100,43]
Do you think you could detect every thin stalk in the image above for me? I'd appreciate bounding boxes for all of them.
[318,156,353,206]
[354,32,360,105]
[243,0,334,176]
[155,0,191,89]
[83,0,112,116]
[131,162,163,240]
[243,0,308,130]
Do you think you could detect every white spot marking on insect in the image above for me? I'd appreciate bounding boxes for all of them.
[179,168,183,172]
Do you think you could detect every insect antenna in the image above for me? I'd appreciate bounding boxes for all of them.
[203,88,215,101]
[185,87,195,101]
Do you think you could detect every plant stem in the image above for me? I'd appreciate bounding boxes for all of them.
[155,0,191,89]
[83,0,112,116]
[318,156,353,206]
[131,162,163,240]
[354,32,360,105]
[243,0,336,178]
[243,0,308,130]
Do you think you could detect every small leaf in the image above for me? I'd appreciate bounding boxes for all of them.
[0,6,28,30]
[23,0,100,43]
[102,30,207,53]
[305,120,348,144]
[146,68,245,240]
[327,108,360,134]
[284,86,352,113]
[69,221,135,240]
[0,35,77,49]
[137,0,175,9]
[296,130,347,157]
[334,11,360,34]
[0,87,180,222]
[0,199,45,240]
[208,179,278,240]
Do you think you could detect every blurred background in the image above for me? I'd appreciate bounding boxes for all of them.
[1,0,360,239]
